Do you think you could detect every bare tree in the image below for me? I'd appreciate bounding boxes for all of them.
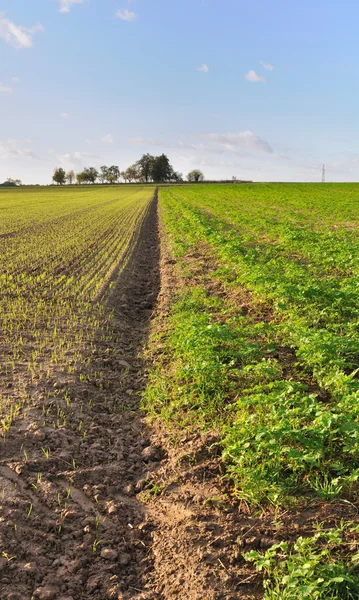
[66,170,76,185]
[124,165,140,183]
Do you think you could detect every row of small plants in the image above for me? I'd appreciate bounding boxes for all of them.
[143,183,359,598]
[0,185,153,430]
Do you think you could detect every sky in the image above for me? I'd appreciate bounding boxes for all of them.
[1,0,359,183]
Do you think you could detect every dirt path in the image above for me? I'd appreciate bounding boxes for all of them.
[0,193,162,600]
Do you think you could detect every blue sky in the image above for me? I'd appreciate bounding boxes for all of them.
[1,0,359,183]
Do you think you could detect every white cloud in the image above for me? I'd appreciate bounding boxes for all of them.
[131,131,274,156]
[60,112,69,119]
[116,9,137,21]
[197,64,209,73]
[0,83,12,93]
[58,0,87,13]
[130,136,155,145]
[0,139,39,160]
[130,131,273,156]
[203,131,273,154]
[101,133,114,144]
[0,14,43,49]
[51,150,100,168]
[12,76,20,84]
[260,61,274,71]
[245,70,265,83]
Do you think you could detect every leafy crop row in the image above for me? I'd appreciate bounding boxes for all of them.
[145,184,359,505]
[144,182,359,598]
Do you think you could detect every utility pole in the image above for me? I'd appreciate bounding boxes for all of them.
[322,164,326,183]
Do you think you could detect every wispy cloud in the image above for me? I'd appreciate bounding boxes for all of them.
[12,76,20,84]
[116,9,137,21]
[50,150,100,168]
[197,64,209,73]
[130,136,155,145]
[0,83,12,93]
[203,131,273,154]
[0,139,39,160]
[260,61,274,71]
[245,70,265,83]
[0,13,43,49]
[58,0,87,13]
[101,133,114,144]
[130,131,274,156]
[60,112,69,119]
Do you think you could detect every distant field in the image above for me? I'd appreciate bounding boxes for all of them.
[0,185,154,427]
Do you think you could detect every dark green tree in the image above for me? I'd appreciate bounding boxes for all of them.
[187,169,204,182]
[136,153,155,182]
[107,165,120,183]
[151,154,175,182]
[52,167,66,185]
[82,167,99,184]
[172,171,183,182]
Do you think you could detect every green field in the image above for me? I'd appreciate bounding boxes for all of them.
[3,182,359,599]
[0,185,154,429]
[147,183,359,504]
[142,183,359,598]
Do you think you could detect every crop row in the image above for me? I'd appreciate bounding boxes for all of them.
[0,185,154,428]
[143,182,359,597]
[145,184,359,505]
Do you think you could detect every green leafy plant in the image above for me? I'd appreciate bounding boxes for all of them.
[244,526,359,599]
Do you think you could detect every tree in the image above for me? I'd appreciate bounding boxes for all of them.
[76,171,86,185]
[66,170,75,185]
[100,166,109,184]
[99,165,120,184]
[121,170,128,183]
[136,154,155,182]
[151,154,175,183]
[3,178,22,186]
[53,167,66,185]
[125,164,140,183]
[172,171,183,182]
[82,167,99,184]
[187,169,204,182]
[107,165,120,184]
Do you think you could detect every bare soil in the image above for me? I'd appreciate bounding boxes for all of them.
[2,192,359,600]
[0,195,161,600]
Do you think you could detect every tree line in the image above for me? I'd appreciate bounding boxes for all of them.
[0,178,22,187]
[52,154,204,185]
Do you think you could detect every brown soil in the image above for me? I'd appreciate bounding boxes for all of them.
[2,191,359,600]
[0,195,161,600]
